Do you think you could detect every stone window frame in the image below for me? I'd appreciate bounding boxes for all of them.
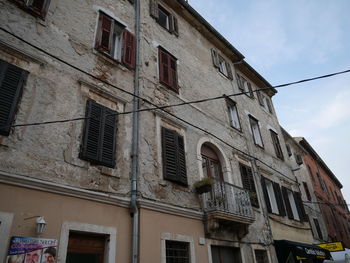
[58,221,117,263]
[160,232,195,263]
[251,245,272,263]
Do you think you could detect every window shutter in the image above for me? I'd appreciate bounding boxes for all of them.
[0,60,28,136]
[172,15,179,37]
[247,82,254,98]
[313,218,323,240]
[261,177,272,213]
[122,30,136,69]
[169,14,174,33]
[240,164,259,207]
[225,61,233,80]
[236,74,244,91]
[265,98,273,113]
[211,48,220,69]
[273,182,286,216]
[80,100,117,168]
[169,56,178,91]
[257,91,264,106]
[96,13,113,53]
[162,127,187,185]
[29,0,50,17]
[270,130,284,160]
[150,0,159,19]
[293,191,307,222]
[159,49,169,86]
[282,187,294,219]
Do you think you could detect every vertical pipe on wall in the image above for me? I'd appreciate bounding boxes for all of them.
[130,0,141,262]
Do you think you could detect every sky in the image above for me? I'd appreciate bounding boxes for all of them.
[189,0,350,203]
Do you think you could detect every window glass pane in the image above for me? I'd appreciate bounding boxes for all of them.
[158,7,169,29]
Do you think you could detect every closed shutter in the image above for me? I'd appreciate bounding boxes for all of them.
[282,187,294,219]
[225,61,233,80]
[273,182,286,216]
[294,191,307,222]
[162,127,187,186]
[80,100,117,168]
[122,30,136,69]
[211,48,220,69]
[261,177,272,213]
[236,74,244,91]
[150,0,159,19]
[96,13,113,52]
[159,49,169,86]
[0,60,28,136]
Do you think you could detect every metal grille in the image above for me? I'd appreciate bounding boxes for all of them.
[166,240,190,263]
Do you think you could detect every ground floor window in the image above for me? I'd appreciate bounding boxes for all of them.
[255,249,268,263]
[211,246,241,263]
[165,240,190,263]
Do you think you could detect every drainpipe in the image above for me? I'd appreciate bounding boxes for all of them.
[130,0,141,262]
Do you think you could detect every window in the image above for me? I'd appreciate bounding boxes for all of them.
[313,218,323,240]
[0,60,28,136]
[150,1,179,36]
[255,250,269,263]
[257,92,273,114]
[201,144,222,181]
[317,173,325,191]
[12,0,50,19]
[295,153,303,165]
[286,144,292,157]
[303,182,311,201]
[236,74,254,98]
[307,165,314,181]
[239,163,259,207]
[270,130,284,160]
[95,12,136,68]
[79,99,117,168]
[159,48,178,92]
[211,246,241,263]
[226,99,241,130]
[261,178,285,216]
[162,127,187,186]
[281,188,307,222]
[166,240,190,263]
[249,115,263,148]
[211,49,233,79]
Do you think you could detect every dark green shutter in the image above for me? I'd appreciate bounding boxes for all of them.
[261,177,272,213]
[240,164,259,207]
[282,187,294,219]
[162,127,187,186]
[80,100,116,168]
[293,191,307,222]
[273,182,286,216]
[0,60,28,136]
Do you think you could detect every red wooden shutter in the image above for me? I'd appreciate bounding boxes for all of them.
[261,177,272,213]
[169,56,177,91]
[96,13,113,52]
[159,49,169,85]
[122,30,136,69]
[0,60,28,136]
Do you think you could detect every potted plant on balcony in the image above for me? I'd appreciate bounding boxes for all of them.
[194,177,214,194]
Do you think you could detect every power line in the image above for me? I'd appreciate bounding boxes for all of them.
[0,27,336,184]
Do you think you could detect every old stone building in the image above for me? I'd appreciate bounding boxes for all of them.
[0,0,334,263]
[295,137,350,248]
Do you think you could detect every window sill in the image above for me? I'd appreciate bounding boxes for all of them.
[254,143,264,150]
[159,81,179,94]
[93,49,129,71]
[230,125,242,133]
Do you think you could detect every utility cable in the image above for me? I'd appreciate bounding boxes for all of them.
[0,27,339,184]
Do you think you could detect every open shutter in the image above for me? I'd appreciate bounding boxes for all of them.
[257,91,264,106]
[96,13,113,53]
[0,60,28,136]
[273,182,286,216]
[282,187,294,219]
[150,0,159,19]
[80,100,117,168]
[294,191,307,222]
[122,30,136,69]
[211,48,220,69]
[177,135,187,185]
[172,16,179,36]
[225,61,233,80]
[247,82,254,98]
[265,98,273,113]
[261,177,272,213]
[240,164,258,207]
[236,74,244,91]
[169,56,178,91]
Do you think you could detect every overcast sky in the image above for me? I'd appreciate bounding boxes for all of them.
[189,0,350,203]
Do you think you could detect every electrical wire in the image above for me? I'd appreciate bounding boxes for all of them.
[1,27,347,185]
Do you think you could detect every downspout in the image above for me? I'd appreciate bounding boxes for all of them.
[131,0,141,262]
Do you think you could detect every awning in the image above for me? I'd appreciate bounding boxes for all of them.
[274,240,332,262]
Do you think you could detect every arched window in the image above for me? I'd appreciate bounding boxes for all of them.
[201,144,223,181]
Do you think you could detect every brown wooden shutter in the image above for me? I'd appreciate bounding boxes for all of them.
[236,74,244,91]
[162,127,187,185]
[282,187,294,219]
[225,61,233,80]
[80,100,117,168]
[169,56,178,91]
[96,13,113,52]
[122,30,136,69]
[150,0,159,19]
[261,177,272,213]
[293,191,307,222]
[211,49,220,69]
[273,182,286,216]
[159,49,169,86]
[0,60,28,136]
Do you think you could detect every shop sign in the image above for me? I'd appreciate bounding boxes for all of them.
[317,242,345,252]
[7,236,58,263]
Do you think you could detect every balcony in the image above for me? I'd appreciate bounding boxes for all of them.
[201,180,255,237]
